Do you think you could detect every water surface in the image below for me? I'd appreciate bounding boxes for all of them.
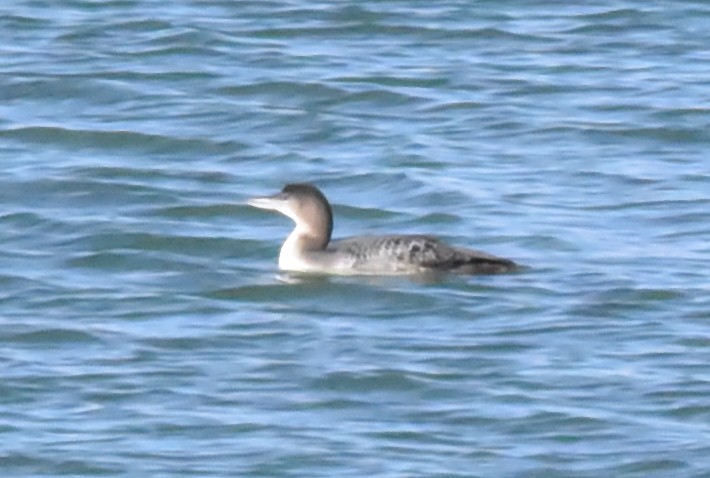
[1,1,709,477]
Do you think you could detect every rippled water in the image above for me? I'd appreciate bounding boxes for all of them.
[2,1,710,476]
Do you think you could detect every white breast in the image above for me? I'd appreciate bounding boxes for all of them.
[278,229,316,272]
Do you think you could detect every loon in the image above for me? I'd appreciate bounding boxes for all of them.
[248,183,518,275]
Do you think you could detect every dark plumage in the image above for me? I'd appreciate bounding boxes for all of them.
[331,235,517,275]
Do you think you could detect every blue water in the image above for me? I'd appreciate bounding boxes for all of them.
[2,1,709,476]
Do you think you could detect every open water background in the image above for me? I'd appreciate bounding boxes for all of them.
[2,1,710,476]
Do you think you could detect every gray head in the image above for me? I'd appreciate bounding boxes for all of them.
[248,183,334,249]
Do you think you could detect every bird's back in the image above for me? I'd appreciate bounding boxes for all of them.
[328,235,516,275]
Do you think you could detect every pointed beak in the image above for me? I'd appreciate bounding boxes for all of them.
[247,192,288,211]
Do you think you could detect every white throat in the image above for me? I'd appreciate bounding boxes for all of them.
[278,222,324,272]
[278,227,303,271]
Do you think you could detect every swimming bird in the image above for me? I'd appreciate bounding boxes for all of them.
[248,183,518,275]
